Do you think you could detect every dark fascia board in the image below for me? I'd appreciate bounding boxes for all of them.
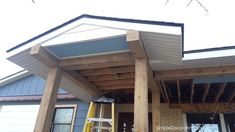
[6,14,184,56]
[184,45,235,54]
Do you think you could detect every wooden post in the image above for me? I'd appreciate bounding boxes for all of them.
[34,67,61,132]
[152,90,160,132]
[134,59,148,132]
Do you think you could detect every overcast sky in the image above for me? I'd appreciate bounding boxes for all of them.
[0,0,235,78]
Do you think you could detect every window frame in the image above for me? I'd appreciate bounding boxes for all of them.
[51,104,77,132]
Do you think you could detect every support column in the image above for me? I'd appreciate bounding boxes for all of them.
[134,59,148,132]
[34,67,62,132]
[152,90,160,132]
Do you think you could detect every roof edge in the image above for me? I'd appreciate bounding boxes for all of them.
[6,14,184,53]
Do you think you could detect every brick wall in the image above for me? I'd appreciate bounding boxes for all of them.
[160,104,184,132]
[116,103,185,132]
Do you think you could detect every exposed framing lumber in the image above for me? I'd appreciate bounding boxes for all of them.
[98,84,134,90]
[161,80,170,103]
[87,73,134,81]
[190,83,195,104]
[176,80,181,104]
[80,66,134,76]
[214,83,227,103]
[228,85,235,102]
[134,58,149,132]
[30,45,100,98]
[126,31,147,59]
[34,67,61,132]
[93,79,134,86]
[202,83,210,103]
[170,103,235,113]
[154,65,235,80]
[152,90,160,132]
[30,45,58,67]
[59,52,134,70]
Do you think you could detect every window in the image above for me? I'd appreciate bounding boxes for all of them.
[51,105,77,132]
[187,113,222,132]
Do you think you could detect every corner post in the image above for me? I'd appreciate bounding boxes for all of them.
[134,58,149,132]
[34,67,61,132]
[152,89,160,132]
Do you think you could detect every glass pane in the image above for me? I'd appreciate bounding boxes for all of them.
[191,124,219,132]
[54,108,74,123]
[52,125,71,132]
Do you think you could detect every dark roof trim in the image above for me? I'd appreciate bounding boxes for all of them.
[7,14,184,53]
[184,45,235,54]
[0,70,26,81]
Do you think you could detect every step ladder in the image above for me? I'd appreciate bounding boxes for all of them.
[83,97,115,132]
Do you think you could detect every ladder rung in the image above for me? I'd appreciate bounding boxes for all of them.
[92,126,112,130]
[88,118,112,123]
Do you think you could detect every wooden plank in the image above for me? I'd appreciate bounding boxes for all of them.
[202,83,210,103]
[214,83,227,103]
[154,65,235,80]
[30,45,58,67]
[170,103,235,113]
[98,84,134,90]
[134,59,148,132]
[93,79,134,86]
[152,89,160,132]
[176,80,181,104]
[190,83,195,104]
[30,45,100,99]
[161,80,169,103]
[228,86,235,102]
[127,31,147,59]
[34,67,61,132]
[65,71,101,96]
[59,52,134,70]
[80,66,134,76]
[87,73,134,81]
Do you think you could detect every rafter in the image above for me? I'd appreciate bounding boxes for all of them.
[228,84,235,102]
[190,83,195,104]
[87,73,134,81]
[202,83,210,103]
[30,45,101,99]
[214,83,227,103]
[161,80,170,103]
[170,103,235,113]
[59,52,134,70]
[154,65,235,80]
[176,80,181,104]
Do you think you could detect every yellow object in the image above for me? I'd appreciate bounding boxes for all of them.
[83,101,115,132]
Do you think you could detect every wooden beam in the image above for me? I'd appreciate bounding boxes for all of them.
[176,80,181,104]
[154,65,235,80]
[161,80,170,103]
[98,84,134,90]
[87,73,134,81]
[93,79,134,86]
[127,31,147,59]
[80,66,134,76]
[202,83,210,103]
[214,83,227,103]
[170,103,235,113]
[34,67,61,132]
[228,85,235,102]
[65,71,101,96]
[59,52,134,70]
[30,45,100,99]
[30,45,58,67]
[190,83,195,104]
[152,88,160,132]
[134,59,148,132]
